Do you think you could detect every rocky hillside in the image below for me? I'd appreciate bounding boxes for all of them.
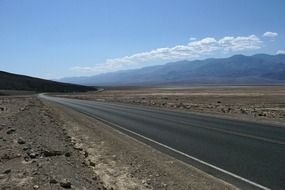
[0,71,96,92]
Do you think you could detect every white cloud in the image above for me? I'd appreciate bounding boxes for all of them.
[189,37,197,41]
[219,35,262,51]
[263,31,278,39]
[71,34,262,74]
[276,50,285,54]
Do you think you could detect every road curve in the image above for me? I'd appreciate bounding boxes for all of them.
[39,94,285,190]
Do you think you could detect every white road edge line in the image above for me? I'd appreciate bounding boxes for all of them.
[96,116,271,190]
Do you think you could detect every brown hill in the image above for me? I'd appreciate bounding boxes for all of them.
[0,71,96,92]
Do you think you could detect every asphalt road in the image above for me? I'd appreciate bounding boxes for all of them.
[40,94,285,190]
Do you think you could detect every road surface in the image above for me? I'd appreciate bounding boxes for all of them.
[40,94,285,190]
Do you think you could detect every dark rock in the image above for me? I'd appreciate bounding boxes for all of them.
[50,178,58,184]
[73,146,83,151]
[64,152,71,157]
[28,152,38,159]
[82,160,89,166]
[240,108,247,114]
[60,179,71,188]
[1,154,11,160]
[3,169,11,174]
[6,129,16,134]
[23,146,30,151]
[37,163,42,168]
[24,156,30,161]
[258,112,267,117]
[89,161,95,167]
[42,150,63,157]
[17,138,26,144]
[32,171,38,176]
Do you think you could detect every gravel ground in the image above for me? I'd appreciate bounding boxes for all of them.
[0,96,105,190]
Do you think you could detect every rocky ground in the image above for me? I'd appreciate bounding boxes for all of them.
[57,86,285,124]
[0,95,238,190]
[0,96,105,190]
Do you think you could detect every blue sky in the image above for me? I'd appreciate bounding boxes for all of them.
[0,0,284,79]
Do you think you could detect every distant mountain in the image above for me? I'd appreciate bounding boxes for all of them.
[61,54,285,86]
[0,71,96,92]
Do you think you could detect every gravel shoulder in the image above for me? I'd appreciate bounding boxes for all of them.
[0,96,104,189]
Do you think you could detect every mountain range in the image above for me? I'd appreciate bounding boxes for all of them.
[61,54,285,86]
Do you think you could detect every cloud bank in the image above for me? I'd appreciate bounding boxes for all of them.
[71,34,262,74]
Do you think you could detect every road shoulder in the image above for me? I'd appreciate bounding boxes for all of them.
[0,96,104,189]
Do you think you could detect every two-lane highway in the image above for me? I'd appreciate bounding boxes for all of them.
[40,94,285,190]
